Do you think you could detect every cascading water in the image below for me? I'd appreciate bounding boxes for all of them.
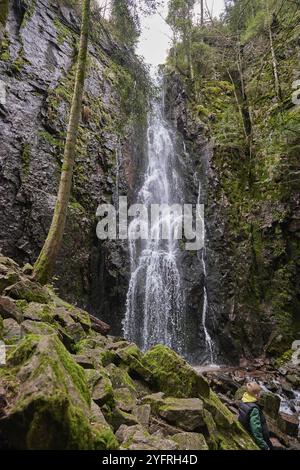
[197,183,215,364]
[123,76,186,354]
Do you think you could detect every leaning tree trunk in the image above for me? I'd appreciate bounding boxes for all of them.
[33,0,91,284]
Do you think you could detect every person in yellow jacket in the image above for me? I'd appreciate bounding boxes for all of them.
[238,382,273,450]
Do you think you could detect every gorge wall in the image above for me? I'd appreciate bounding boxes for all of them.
[164,0,300,362]
[0,0,151,333]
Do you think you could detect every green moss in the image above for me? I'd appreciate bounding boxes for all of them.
[8,334,40,366]
[21,142,30,178]
[54,17,72,46]
[141,344,209,399]
[0,0,9,27]
[275,349,293,367]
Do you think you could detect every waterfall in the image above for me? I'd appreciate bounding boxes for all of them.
[197,183,215,364]
[123,77,185,354]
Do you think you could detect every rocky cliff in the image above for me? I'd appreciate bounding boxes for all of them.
[164,2,300,362]
[0,0,150,333]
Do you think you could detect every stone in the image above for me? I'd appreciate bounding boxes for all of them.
[0,264,21,294]
[108,407,140,431]
[291,340,300,350]
[258,391,280,419]
[23,302,53,323]
[105,363,136,392]
[4,280,50,304]
[286,374,300,386]
[0,296,23,323]
[72,354,95,370]
[172,432,209,450]
[278,412,299,437]
[64,322,86,343]
[1,334,113,449]
[114,387,137,412]
[92,375,114,407]
[116,424,178,450]
[21,320,57,337]
[134,404,151,428]
[3,318,21,344]
[157,397,205,431]
[141,345,209,399]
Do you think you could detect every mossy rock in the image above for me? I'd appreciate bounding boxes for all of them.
[141,345,209,399]
[3,318,21,344]
[0,296,23,323]
[172,432,209,450]
[20,320,57,337]
[105,363,136,392]
[157,397,205,431]
[0,334,111,449]
[23,302,53,323]
[4,279,51,304]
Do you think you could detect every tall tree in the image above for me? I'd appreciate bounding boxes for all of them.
[33,0,91,284]
[167,0,195,80]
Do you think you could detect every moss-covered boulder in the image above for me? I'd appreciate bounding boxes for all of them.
[116,424,178,450]
[0,334,114,449]
[4,280,50,304]
[172,432,209,450]
[141,345,209,398]
[157,397,205,431]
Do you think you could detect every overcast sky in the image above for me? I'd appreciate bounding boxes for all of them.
[136,0,225,67]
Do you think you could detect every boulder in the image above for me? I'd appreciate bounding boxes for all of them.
[2,318,21,344]
[4,280,50,304]
[134,404,151,428]
[116,424,178,450]
[0,334,113,449]
[258,391,280,419]
[172,432,209,450]
[141,345,209,398]
[0,297,23,323]
[157,397,205,431]
[114,387,137,412]
[278,412,299,437]
[20,320,57,337]
[23,302,53,323]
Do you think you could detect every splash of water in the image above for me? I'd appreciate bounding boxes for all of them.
[123,79,185,354]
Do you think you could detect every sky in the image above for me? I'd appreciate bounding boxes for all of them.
[136,0,226,67]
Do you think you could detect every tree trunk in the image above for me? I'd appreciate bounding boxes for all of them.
[33,0,91,284]
[200,0,204,25]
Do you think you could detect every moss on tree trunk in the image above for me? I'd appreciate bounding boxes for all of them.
[33,0,91,284]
